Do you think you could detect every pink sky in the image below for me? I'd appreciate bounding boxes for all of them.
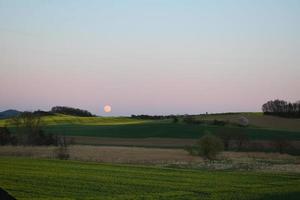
[1,1,300,115]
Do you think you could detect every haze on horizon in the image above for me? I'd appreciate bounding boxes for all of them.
[1,0,300,116]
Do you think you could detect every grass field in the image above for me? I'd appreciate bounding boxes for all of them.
[42,123,300,140]
[1,157,300,200]
[1,113,300,141]
[0,114,149,126]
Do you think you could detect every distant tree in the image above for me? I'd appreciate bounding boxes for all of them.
[9,112,57,146]
[216,128,249,151]
[0,127,17,145]
[54,136,69,160]
[51,106,94,117]
[212,120,227,126]
[234,132,249,151]
[262,99,300,118]
[172,117,179,123]
[197,133,224,160]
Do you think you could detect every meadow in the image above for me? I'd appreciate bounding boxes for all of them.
[1,157,300,200]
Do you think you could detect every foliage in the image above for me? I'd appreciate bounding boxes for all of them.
[197,133,224,160]
[8,112,58,146]
[51,106,94,117]
[0,127,17,145]
[216,127,249,151]
[212,119,227,126]
[54,136,69,160]
[262,99,300,118]
[1,157,300,200]
[172,116,179,123]
[182,116,204,124]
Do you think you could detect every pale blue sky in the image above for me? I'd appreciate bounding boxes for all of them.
[1,0,300,115]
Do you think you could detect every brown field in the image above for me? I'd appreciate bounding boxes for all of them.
[1,145,299,172]
[197,113,300,131]
[68,136,300,150]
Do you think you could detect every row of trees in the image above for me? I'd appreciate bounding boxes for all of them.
[186,130,294,160]
[262,99,300,118]
[1,112,64,146]
[0,111,70,159]
[51,106,94,117]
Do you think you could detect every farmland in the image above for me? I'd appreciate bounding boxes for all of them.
[2,113,300,141]
[1,157,300,200]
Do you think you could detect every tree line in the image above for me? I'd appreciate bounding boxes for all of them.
[1,112,66,146]
[51,106,94,117]
[262,99,300,118]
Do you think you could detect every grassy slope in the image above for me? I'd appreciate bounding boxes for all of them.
[1,113,300,140]
[0,114,149,126]
[1,157,299,200]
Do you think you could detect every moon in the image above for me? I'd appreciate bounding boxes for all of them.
[104,105,112,113]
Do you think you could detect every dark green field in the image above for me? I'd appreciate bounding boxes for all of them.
[44,123,300,141]
[1,157,299,200]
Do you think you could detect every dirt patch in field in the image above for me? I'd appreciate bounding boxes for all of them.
[68,136,300,151]
[0,145,299,172]
[0,145,201,164]
[69,145,201,164]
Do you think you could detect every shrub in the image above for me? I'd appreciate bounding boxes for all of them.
[216,128,249,151]
[54,146,70,160]
[212,120,227,126]
[238,116,249,127]
[0,127,17,145]
[197,133,224,160]
[54,136,69,160]
[172,117,179,123]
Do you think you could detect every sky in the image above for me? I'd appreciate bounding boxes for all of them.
[1,0,300,116]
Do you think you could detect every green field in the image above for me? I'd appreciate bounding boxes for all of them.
[0,114,149,126]
[43,123,300,141]
[2,113,300,140]
[1,157,299,200]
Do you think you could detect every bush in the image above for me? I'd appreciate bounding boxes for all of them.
[238,116,249,127]
[0,127,17,145]
[54,136,69,160]
[216,128,249,151]
[54,146,70,160]
[197,133,224,160]
[212,120,227,126]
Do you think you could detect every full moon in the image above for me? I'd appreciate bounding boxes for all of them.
[104,105,112,113]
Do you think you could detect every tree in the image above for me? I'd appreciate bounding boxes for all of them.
[51,106,94,117]
[262,99,300,118]
[9,112,57,146]
[216,128,249,151]
[0,127,17,145]
[172,117,179,123]
[197,133,224,160]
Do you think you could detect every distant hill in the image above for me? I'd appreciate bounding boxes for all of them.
[0,109,21,119]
